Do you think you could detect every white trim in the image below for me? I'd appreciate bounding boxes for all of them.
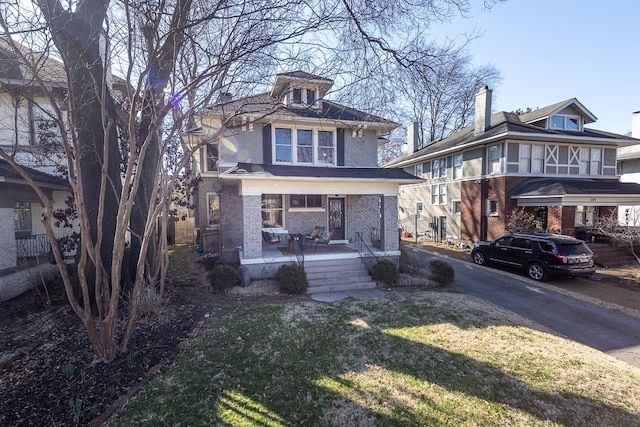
[239,178,400,197]
[272,125,337,166]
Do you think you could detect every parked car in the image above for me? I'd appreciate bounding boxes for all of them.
[471,233,596,281]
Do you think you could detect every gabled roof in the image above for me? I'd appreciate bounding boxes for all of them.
[219,162,420,182]
[518,98,597,125]
[0,159,68,189]
[0,37,67,88]
[385,106,638,168]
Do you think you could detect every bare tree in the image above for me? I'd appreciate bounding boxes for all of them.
[597,210,640,265]
[1,0,505,362]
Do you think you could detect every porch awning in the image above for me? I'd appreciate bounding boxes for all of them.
[510,178,640,206]
[219,162,422,196]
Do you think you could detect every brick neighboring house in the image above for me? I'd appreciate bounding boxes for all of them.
[387,86,640,245]
[187,71,420,280]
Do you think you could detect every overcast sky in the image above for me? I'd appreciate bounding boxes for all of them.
[431,0,639,135]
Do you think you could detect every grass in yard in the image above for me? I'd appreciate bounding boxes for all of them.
[109,293,640,426]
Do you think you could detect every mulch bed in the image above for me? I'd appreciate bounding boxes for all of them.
[0,276,208,426]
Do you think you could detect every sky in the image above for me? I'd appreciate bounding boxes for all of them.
[430,0,640,135]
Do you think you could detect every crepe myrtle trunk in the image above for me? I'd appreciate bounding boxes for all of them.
[42,6,122,307]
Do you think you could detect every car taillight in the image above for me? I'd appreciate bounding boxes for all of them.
[554,254,568,264]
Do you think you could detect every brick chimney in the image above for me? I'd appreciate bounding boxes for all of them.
[474,86,492,136]
[633,111,640,138]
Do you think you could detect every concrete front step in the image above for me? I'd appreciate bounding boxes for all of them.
[307,281,377,295]
[304,257,377,294]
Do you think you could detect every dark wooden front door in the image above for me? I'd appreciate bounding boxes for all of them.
[328,197,345,239]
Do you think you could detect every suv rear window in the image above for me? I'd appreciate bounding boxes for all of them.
[557,243,591,255]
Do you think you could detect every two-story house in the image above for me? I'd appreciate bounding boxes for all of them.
[617,111,640,226]
[0,38,76,300]
[188,71,420,282]
[387,86,640,245]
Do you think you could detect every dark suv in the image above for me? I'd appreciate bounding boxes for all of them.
[471,233,596,281]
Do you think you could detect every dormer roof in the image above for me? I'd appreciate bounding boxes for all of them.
[270,70,334,99]
[519,98,597,126]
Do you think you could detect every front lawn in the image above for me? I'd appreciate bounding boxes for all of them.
[110,292,640,426]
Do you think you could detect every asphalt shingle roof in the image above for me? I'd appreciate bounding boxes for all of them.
[0,159,68,188]
[221,162,420,181]
[510,178,640,198]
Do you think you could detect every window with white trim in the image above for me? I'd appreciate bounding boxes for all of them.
[432,158,446,178]
[262,194,284,227]
[274,127,335,165]
[487,199,498,216]
[451,199,461,215]
[431,184,446,205]
[14,202,32,237]
[207,193,220,229]
[287,88,318,107]
[487,144,502,174]
[415,163,423,178]
[579,147,602,175]
[205,144,219,172]
[550,115,580,131]
[452,154,463,179]
[416,201,424,216]
[290,194,322,209]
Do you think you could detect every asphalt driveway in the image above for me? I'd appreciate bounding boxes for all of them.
[410,245,640,369]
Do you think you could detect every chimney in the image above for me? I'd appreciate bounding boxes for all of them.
[633,111,640,139]
[474,86,492,136]
[407,121,420,152]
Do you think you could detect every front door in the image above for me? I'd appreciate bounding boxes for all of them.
[328,197,345,240]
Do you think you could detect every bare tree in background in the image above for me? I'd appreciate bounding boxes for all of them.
[0,0,505,362]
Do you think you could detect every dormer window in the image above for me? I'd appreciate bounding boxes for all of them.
[287,88,318,107]
[550,115,580,131]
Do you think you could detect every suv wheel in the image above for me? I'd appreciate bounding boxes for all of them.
[472,250,487,266]
[527,262,547,281]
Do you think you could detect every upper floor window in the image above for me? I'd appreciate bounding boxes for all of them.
[550,115,580,131]
[519,143,544,173]
[580,147,602,175]
[452,154,463,179]
[205,144,219,172]
[287,88,317,107]
[487,144,502,174]
[415,163,423,178]
[275,127,335,165]
[432,158,446,178]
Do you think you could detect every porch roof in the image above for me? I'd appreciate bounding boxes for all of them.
[0,159,68,190]
[510,178,640,206]
[220,162,422,182]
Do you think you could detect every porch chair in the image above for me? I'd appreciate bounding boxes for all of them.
[314,228,337,251]
[304,226,325,246]
[262,231,281,244]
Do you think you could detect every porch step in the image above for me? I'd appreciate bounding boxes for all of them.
[588,243,638,268]
[304,258,377,294]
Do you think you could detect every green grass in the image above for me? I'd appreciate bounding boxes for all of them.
[109,293,640,426]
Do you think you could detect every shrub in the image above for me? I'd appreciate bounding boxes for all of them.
[208,264,241,292]
[274,264,308,295]
[429,260,455,286]
[372,259,399,286]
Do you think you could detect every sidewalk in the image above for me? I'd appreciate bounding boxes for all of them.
[404,240,640,315]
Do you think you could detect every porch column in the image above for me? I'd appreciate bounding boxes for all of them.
[242,194,262,259]
[381,195,399,251]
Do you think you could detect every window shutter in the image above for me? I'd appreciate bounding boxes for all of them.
[337,128,345,166]
[262,123,272,164]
